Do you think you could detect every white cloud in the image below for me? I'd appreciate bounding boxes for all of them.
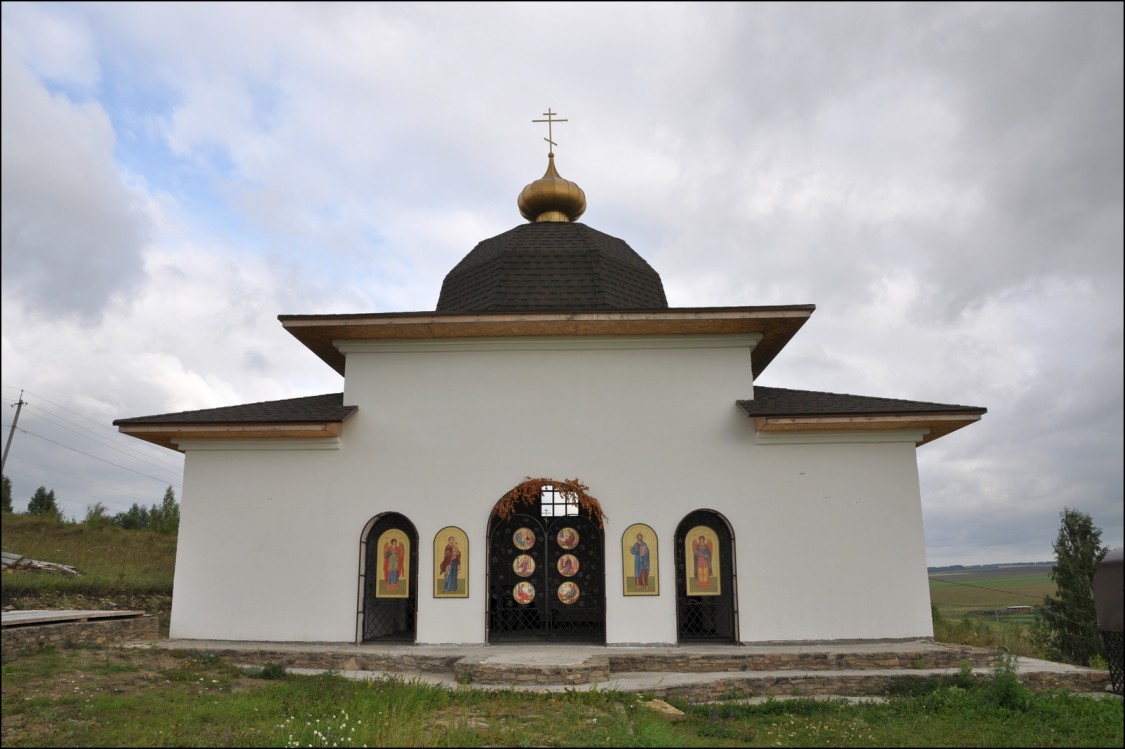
[0,2,100,91]
[0,2,1120,563]
[1,49,149,322]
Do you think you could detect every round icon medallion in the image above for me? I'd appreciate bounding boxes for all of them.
[557,554,579,577]
[513,554,536,577]
[557,581,580,605]
[513,527,535,550]
[556,527,579,550]
[513,581,535,605]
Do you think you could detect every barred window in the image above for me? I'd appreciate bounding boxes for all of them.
[539,485,578,517]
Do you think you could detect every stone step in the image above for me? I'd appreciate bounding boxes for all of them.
[170,641,1110,695]
[269,662,1112,699]
[192,645,993,684]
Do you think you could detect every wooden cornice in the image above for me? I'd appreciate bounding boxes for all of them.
[115,422,344,452]
[753,413,984,446]
[279,306,815,379]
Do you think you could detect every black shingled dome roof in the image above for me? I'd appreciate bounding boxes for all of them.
[436,222,668,312]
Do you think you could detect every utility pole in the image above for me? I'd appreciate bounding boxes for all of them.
[2,390,26,476]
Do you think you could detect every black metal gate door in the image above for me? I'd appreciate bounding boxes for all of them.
[675,510,736,642]
[362,513,418,642]
[488,508,604,643]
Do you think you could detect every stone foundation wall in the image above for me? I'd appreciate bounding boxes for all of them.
[2,616,159,653]
[207,645,995,681]
[646,670,1112,701]
[606,646,994,673]
[199,648,462,675]
[151,643,1111,696]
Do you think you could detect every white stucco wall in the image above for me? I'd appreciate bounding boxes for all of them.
[169,334,933,644]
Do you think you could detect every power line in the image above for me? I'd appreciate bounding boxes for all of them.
[4,467,131,513]
[0,385,188,518]
[1,389,27,475]
[0,393,183,471]
[10,427,180,486]
[6,406,183,478]
[7,453,180,504]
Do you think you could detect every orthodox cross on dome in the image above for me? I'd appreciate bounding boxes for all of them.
[532,108,568,156]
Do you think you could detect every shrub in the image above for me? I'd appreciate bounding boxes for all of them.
[985,653,1032,711]
[256,663,288,680]
[83,502,115,529]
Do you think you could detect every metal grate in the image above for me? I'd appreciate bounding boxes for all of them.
[362,514,418,642]
[488,503,605,643]
[1102,630,1123,695]
[674,510,736,642]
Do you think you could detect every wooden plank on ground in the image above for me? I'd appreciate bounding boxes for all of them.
[1,610,147,627]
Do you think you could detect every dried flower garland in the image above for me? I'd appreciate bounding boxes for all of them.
[493,477,606,528]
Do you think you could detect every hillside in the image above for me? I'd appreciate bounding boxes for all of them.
[1,513,176,632]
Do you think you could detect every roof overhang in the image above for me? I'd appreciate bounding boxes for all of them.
[749,413,983,446]
[279,306,815,379]
[114,422,345,452]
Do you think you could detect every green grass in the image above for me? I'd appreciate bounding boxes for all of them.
[1,646,1120,747]
[931,608,1043,657]
[1,514,177,597]
[681,688,1122,747]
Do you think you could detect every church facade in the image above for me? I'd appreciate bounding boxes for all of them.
[116,143,985,646]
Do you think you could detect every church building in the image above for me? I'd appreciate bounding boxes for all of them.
[115,119,985,646]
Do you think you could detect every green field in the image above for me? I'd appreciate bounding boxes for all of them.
[929,565,1055,622]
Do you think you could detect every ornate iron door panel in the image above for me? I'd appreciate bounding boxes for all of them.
[362,513,418,642]
[675,510,736,642]
[488,510,605,643]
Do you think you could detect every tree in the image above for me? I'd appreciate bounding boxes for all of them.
[1037,508,1108,666]
[26,486,59,517]
[149,486,180,535]
[1,475,11,513]
[113,502,150,530]
[83,502,114,529]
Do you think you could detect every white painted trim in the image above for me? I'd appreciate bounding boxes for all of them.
[755,429,929,445]
[174,438,342,452]
[336,334,762,355]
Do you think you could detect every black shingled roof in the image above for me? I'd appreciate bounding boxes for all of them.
[116,386,984,428]
[737,386,987,417]
[436,222,668,312]
[113,393,356,426]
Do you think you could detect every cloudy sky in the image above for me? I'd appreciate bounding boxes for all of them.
[2,2,1121,567]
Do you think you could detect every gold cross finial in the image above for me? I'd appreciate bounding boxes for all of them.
[532,108,568,156]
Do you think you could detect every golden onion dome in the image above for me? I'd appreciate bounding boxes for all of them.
[517,153,586,223]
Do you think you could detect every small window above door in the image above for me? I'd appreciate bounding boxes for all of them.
[539,484,578,517]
